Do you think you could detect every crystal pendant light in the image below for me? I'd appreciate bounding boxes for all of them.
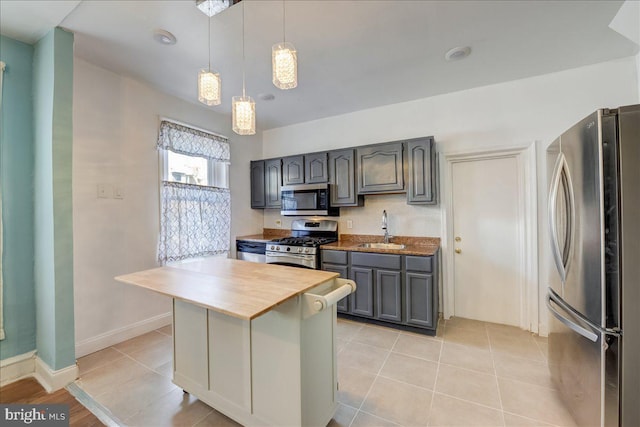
[272,1,297,89]
[198,11,221,106]
[196,0,230,17]
[232,2,255,135]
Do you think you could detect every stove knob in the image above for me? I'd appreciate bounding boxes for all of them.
[276,247,280,251]
[270,246,274,250]
[298,248,303,253]
[304,248,310,253]
[286,247,291,252]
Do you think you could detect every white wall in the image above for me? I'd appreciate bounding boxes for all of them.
[73,58,262,357]
[264,56,638,237]
[263,56,639,333]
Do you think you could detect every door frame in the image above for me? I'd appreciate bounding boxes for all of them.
[440,143,539,333]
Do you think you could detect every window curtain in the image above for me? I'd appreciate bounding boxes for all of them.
[1,60,6,340]
[157,120,230,161]
[157,120,231,264]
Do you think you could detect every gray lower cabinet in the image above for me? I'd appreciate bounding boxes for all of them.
[321,249,438,333]
[405,272,434,327]
[322,263,349,312]
[376,269,402,323]
[328,149,363,207]
[404,255,437,328]
[349,267,374,317]
[321,250,349,313]
[357,142,404,194]
[407,137,437,204]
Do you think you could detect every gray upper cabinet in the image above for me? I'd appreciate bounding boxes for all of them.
[282,155,305,186]
[357,142,404,194]
[304,152,329,184]
[283,153,329,185]
[407,137,437,204]
[250,160,265,208]
[328,149,364,207]
[264,158,282,208]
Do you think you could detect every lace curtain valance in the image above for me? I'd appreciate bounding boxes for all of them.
[157,120,230,161]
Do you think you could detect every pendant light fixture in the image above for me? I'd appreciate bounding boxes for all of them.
[196,0,230,17]
[272,0,297,89]
[232,1,256,135]
[198,9,221,106]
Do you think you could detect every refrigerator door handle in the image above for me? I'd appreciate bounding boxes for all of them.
[548,154,575,283]
[546,290,598,342]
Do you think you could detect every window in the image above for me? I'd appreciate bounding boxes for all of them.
[157,120,231,263]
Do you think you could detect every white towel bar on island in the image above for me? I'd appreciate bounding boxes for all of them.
[302,278,356,318]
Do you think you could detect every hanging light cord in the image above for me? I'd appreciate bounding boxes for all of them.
[282,0,286,44]
[242,1,246,98]
[208,14,211,71]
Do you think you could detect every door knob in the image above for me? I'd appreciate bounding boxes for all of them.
[455,248,462,254]
[455,237,462,242]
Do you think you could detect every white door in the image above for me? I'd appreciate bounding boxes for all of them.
[451,156,522,326]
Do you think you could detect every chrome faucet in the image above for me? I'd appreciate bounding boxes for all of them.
[382,210,391,244]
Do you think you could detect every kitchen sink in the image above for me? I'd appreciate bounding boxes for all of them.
[358,243,406,250]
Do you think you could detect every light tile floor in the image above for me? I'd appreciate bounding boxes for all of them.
[76,318,575,427]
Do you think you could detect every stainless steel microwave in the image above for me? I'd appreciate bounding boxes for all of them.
[281,184,339,216]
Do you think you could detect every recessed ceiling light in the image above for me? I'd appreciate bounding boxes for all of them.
[258,93,276,101]
[445,46,471,61]
[153,29,177,45]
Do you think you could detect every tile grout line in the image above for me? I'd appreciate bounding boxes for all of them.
[347,332,401,427]
[426,320,445,427]
[487,324,507,427]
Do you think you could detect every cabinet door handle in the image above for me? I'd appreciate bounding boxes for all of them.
[455,248,462,254]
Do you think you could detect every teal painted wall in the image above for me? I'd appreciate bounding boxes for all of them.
[33,28,75,370]
[0,36,37,360]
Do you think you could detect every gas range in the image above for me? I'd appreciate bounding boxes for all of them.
[265,220,338,269]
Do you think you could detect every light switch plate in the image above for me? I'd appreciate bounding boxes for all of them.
[347,219,353,229]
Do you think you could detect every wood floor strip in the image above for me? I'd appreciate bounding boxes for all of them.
[0,377,104,426]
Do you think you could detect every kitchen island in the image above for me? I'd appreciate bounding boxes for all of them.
[115,257,355,427]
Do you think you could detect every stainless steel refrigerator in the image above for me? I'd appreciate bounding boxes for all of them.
[546,105,639,427]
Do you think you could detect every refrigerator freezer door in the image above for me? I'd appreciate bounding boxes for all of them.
[548,292,604,427]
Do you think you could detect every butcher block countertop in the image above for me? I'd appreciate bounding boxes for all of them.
[321,234,441,256]
[115,257,338,320]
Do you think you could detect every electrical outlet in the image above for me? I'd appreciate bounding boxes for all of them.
[97,183,110,199]
[114,185,124,199]
[347,219,353,229]
[275,219,282,228]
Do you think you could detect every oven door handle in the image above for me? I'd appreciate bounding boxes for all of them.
[266,252,315,260]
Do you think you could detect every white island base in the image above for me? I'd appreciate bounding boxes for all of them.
[173,283,344,427]
[116,258,355,427]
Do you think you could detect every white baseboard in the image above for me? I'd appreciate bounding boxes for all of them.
[75,312,172,358]
[0,350,36,387]
[34,357,79,392]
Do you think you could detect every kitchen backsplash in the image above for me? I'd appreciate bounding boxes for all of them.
[263,193,441,237]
